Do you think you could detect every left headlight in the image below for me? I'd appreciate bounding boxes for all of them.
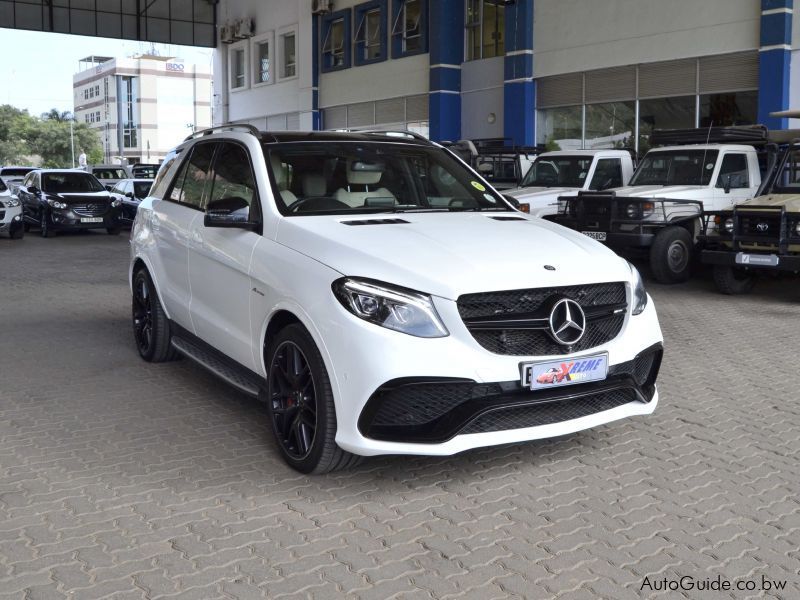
[332,277,449,338]
[46,198,68,209]
[629,262,648,316]
[111,198,122,207]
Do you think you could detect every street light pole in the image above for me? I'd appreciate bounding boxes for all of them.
[70,119,75,168]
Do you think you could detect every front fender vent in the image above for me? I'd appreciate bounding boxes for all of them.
[342,218,410,226]
[489,216,527,221]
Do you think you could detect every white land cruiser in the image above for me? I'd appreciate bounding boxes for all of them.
[553,137,763,283]
[0,177,24,239]
[130,127,664,473]
[505,150,636,217]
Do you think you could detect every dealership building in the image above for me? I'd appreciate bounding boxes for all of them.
[72,54,212,164]
[212,0,797,152]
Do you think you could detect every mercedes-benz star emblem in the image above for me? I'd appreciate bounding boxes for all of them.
[756,222,769,232]
[548,298,587,346]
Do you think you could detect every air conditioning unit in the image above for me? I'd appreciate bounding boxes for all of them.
[220,24,235,44]
[234,18,254,39]
[311,0,332,15]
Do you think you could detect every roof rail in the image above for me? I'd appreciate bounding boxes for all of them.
[359,129,432,142]
[184,124,262,142]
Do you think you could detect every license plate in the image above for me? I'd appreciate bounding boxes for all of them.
[735,252,779,267]
[522,354,608,390]
[581,231,607,241]
[81,217,103,223]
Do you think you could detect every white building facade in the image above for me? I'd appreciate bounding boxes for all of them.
[73,54,212,164]
[212,0,798,152]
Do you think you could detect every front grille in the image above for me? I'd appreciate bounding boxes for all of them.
[457,283,627,356]
[461,389,636,434]
[738,215,782,239]
[71,202,108,217]
[0,210,5,220]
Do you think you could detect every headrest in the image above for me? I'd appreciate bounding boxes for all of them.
[302,173,327,197]
[347,159,383,186]
[270,154,288,189]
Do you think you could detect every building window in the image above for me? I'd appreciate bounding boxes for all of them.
[391,0,427,58]
[354,2,387,66]
[95,85,100,96]
[253,35,272,85]
[700,91,757,127]
[321,11,350,72]
[95,111,101,122]
[585,101,636,150]
[537,106,583,151]
[638,96,696,152]
[84,89,88,100]
[280,30,297,79]
[121,75,138,148]
[85,114,89,123]
[230,45,247,90]
[465,0,505,61]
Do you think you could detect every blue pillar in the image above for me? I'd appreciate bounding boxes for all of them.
[428,0,463,141]
[312,15,321,130]
[503,0,535,146]
[758,0,793,130]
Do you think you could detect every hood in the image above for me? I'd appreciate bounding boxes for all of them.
[506,186,580,202]
[52,191,112,202]
[610,184,708,199]
[740,193,800,212]
[276,212,631,300]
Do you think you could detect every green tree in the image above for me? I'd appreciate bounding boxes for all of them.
[41,108,73,123]
[0,105,36,164]
[27,117,103,168]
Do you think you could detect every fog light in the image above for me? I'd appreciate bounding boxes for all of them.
[724,217,734,233]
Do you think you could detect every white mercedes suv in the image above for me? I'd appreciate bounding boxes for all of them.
[130,127,663,473]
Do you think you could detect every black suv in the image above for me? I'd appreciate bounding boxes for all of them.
[17,170,122,237]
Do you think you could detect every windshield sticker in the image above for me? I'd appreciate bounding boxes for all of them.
[579,172,586,179]
[706,163,714,170]
[483,193,496,203]
[471,181,486,192]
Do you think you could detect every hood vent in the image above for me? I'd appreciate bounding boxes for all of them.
[342,218,410,226]
[489,216,527,221]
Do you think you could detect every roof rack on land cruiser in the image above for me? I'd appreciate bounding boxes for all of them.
[184,124,262,142]
[358,130,432,142]
[649,125,768,147]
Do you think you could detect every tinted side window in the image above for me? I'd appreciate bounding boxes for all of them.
[168,143,216,209]
[716,153,749,189]
[207,143,259,220]
[590,159,623,190]
[151,150,180,198]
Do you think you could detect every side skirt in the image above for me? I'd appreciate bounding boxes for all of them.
[169,321,266,399]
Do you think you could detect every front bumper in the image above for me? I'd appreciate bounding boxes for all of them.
[701,249,800,272]
[0,205,23,232]
[548,215,656,248]
[49,208,120,230]
[325,291,664,456]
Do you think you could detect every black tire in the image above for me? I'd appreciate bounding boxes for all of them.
[10,221,24,239]
[23,222,30,232]
[131,268,180,362]
[107,227,121,235]
[650,226,693,284]
[265,324,361,474]
[713,265,756,295]
[40,212,55,238]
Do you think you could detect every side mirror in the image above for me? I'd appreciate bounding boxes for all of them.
[723,175,732,194]
[204,197,259,231]
[104,184,113,191]
[125,191,134,198]
[29,186,40,195]
[503,194,521,209]
[477,163,494,175]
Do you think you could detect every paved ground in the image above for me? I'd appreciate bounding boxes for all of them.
[0,231,798,600]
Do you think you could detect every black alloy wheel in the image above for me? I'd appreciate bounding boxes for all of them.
[131,269,179,362]
[40,212,54,238]
[269,341,318,460]
[265,324,361,473]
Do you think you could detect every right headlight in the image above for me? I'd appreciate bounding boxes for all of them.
[724,217,734,234]
[629,262,648,316]
[332,277,449,338]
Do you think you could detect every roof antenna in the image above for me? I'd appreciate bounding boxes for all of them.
[699,120,713,184]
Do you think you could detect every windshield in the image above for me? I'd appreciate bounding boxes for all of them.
[93,168,128,180]
[133,182,152,198]
[132,165,158,179]
[630,150,718,186]
[1,168,34,178]
[521,156,593,187]
[265,142,511,216]
[42,173,105,193]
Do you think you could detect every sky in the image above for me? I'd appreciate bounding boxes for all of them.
[0,28,214,117]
